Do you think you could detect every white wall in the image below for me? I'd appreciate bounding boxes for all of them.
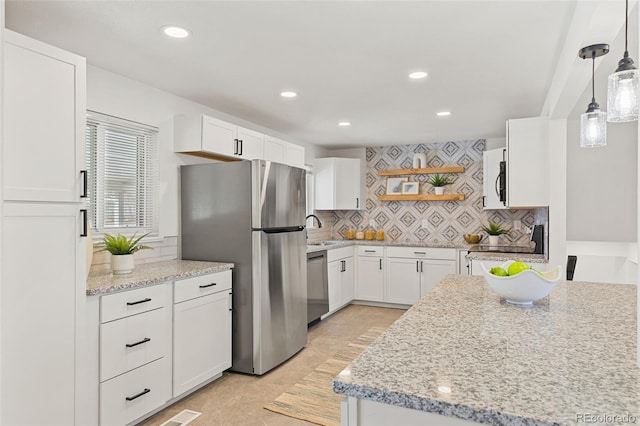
[484,137,505,150]
[86,65,326,238]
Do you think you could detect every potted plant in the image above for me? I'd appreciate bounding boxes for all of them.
[96,232,152,274]
[428,174,452,195]
[481,221,511,246]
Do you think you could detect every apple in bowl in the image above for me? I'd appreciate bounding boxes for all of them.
[481,260,562,306]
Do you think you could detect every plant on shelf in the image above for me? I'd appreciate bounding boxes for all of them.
[427,174,452,195]
[481,221,511,246]
[96,232,152,274]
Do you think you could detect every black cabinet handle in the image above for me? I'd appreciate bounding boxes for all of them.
[228,292,233,311]
[379,259,382,270]
[234,139,239,155]
[356,197,359,209]
[420,260,424,273]
[80,209,88,237]
[80,170,88,198]
[125,388,150,401]
[414,251,426,255]
[364,250,376,253]
[482,196,486,207]
[239,140,243,155]
[199,283,217,289]
[127,298,151,306]
[416,261,419,272]
[126,337,151,348]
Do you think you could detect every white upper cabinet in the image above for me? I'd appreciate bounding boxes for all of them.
[314,157,362,210]
[482,148,507,210]
[3,30,86,202]
[506,117,549,208]
[263,135,286,163]
[175,114,304,166]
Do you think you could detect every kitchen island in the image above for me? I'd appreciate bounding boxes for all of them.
[333,275,639,425]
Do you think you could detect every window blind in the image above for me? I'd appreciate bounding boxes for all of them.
[86,111,159,236]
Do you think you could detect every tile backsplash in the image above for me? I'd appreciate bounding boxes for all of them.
[314,140,547,246]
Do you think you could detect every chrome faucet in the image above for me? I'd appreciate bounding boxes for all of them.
[306,214,323,228]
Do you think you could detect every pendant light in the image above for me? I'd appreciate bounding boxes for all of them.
[607,0,640,122]
[579,44,609,148]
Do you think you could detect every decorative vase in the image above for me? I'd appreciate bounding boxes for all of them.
[412,153,427,168]
[111,254,134,275]
[434,186,444,195]
[488,235,500,246]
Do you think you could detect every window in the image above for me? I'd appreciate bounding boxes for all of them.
[85,111,159,236]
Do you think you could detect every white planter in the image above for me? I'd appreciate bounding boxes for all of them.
[111,254,134,275]
[488,235,500,246]
[434,186,444,195]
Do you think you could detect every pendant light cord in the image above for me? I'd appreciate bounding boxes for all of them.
[625,0,629,56]
[591,52,596,104]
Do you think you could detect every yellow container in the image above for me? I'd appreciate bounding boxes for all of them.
[376,230,385,241]
[345,229,355,240]
[365,228,375,240]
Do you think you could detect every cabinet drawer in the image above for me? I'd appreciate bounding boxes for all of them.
[357,246,383,257]
[100,307,168,382]
[174,270,232,304]
[386,247,456,260]
[101,284,168,323]
[100,357,171,426]
[327,246,354,262]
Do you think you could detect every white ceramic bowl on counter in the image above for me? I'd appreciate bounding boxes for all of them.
[481,260,562,306]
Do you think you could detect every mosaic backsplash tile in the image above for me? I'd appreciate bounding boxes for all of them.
[317,140,546,245]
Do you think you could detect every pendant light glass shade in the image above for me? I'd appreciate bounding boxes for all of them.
[578,44,609,148]
[607,68,640,122]
[580,109,607,147]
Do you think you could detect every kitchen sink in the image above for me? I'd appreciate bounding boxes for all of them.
[308,241,343,246]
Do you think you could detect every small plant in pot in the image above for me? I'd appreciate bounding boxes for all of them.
[97,232,152,274]
[428,174,452,195]
[481,221,511,246]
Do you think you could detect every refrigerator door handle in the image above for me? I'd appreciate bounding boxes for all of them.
[257,226,305,234]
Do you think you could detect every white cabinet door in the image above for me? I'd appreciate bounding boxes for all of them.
[3,30,85,203]
[263,135,286,163]
[506,117,549,207]
[201,115,236,157]
[286,143,305,168]
[470,259,505,276]
[420,260,456,297]
[482,148,507,210]
[173,289,232,397]
[315,158,362,210]
[327,260,342,313]
[385,257,421,305]
[356,256,384,302]
[340,257,355,306]
[2,203,84,426]
[236,126,264,160]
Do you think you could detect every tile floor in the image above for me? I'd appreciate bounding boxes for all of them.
[140,304,405,426]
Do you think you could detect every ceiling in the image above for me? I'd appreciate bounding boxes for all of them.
[4,0,631,148]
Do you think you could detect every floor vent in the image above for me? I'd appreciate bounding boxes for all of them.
[159,409,202,426]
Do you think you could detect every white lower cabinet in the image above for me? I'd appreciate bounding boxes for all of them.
[98,284,172,426]
[356,246,384,302]
[385,247,457,305]
[327,247,355,313]
[173,270,232,397]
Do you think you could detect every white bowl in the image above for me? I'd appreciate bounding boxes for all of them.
[481,260,562,306]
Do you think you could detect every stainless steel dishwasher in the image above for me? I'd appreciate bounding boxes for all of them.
[307,250,329,325]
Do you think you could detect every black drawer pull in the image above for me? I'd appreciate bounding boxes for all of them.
[199,283,217,289]
[126,337,151,348]
[414,251,426,255]
[126,298,151,306]
[364,250,376,253]
[125,388,150,401]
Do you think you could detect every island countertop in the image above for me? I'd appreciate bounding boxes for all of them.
[87,259,234,296]
[333,274,639,425]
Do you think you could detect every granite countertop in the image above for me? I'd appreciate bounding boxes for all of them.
[87,259,234,296]
[333,275,639,425]
[307,239,469,253]
[466,251,547,263]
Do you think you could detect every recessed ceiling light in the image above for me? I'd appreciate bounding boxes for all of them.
[338,121,351,127]
[437,111,452,117]
[162,26,191,39]
[280,91,298,98]
[409,71,428,79]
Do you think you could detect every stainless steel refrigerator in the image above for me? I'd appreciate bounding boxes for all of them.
[180,160,308,375]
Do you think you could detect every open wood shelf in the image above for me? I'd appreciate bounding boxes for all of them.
[377,166,464,176]
[378,194,465,201]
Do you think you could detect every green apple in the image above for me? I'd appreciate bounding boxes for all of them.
[489,267,508,276]
[507,261,530,276]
